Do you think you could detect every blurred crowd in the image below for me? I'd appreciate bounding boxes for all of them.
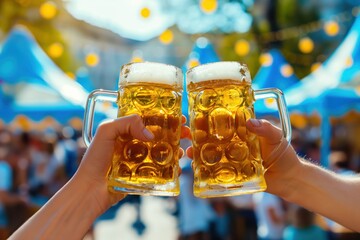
[0,126,359,240]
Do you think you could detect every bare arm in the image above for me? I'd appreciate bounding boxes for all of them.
[246,119,360,232]
[9,115,154,240]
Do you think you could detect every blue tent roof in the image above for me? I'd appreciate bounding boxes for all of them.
[181,37,220,120]
[0,26,90,124]
[285,16,360,114]
[252,49,299,117]
[252,49,299,90]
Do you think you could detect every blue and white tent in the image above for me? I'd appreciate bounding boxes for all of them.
[0,26,90,124]
[252,49,299,117]
[181,37,220,120]
[283,16,360,166]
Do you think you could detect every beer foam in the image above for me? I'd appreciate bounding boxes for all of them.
[119,62,183,88]
[186,61,251,84]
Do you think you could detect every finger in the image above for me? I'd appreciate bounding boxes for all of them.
[181,126,191,140]
[245,119,283,145]
[186,146,193,159]
[181,115,187,125]
[95,114,154,142]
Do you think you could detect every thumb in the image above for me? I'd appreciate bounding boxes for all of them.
[246,119,283,146]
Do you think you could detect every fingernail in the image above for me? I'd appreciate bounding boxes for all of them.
[249,119,262,127]
[143,128,154,140]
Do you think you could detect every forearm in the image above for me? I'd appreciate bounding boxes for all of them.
[9,177,105,240]
[283,160,360,231]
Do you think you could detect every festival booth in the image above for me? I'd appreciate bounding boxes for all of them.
[0,26,101,130]
[252,49,299,117]
[283,16,360,166]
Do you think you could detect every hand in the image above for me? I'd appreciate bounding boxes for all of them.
[73,114,190,214]
[186,119,300,197]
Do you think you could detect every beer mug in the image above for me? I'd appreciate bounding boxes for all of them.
[83,62,183,196]
[186,61,291,198]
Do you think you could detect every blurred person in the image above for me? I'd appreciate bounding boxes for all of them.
[8,117,360,240]
[227,195,257,240]
[253,192,286,240]
[283,205,328,240]
[178,139,216,240]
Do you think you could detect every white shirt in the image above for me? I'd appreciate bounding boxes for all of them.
[253,192,285,239]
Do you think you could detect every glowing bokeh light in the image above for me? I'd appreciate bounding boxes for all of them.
[48,42,64,58]
[280,64,294,77]
[187,59,200,69]
[159,29,174,45]
[39,1,58,20]
[298,37,314,54]
[140,7,151,18]
[259,53,273,66]
[311,62,321,72]
[324,21,340,36]
[234,39,250,57]
[85,53,100,67]
[200,0,218,14]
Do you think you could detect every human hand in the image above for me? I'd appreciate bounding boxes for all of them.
[186,118,300,197]
[73,114,190,215]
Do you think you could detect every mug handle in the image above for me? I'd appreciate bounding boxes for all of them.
[254,88,292,143]
[83,89,118,147]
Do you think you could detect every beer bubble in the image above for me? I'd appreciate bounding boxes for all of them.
[193,112,209,132]
[160,90,178,112]
[194,165,211,181]
[124,140,148,163]
[214,165,237,183]
[209,108,235,141]
[196,89,218,110]
[223,87,244,110]
[241,161,256,178]
[133,88,157,109]
[225,141,249,163]
[118,163,132,179]
[193,130,208,145]
[200,143,223,166]
[135,163,160,179]
[151,142,173,165]
[235,107,252,141]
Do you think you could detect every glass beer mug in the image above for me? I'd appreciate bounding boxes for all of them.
[186,61,291,198]
[83,62,183,196]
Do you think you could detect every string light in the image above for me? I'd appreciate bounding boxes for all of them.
[324,21,340,36]
[85,53,100,67]
[66,72,75,80]
[259,53,273,66]
[131,56,144,63]
[159,29,174,45]
[187,59,200,69]
[298,37,314,54]
[48,42,63,58]
[234,39,250,57]
[39,1,57,20]
[140,7,151,18]
[311,62,322,72]
[200,0,218,14]
[280,64,294,77]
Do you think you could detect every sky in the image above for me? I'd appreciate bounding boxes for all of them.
[65,0,176,41]
[65,0,253,41]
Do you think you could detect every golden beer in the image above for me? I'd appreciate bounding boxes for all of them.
[107,62,183,196]
[187,62,266,198]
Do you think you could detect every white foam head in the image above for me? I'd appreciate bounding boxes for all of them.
[186,61,251,84]
[119,62,183,88]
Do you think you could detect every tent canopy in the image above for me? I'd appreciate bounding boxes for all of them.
[0,25,90,124]
[252,49,299,117]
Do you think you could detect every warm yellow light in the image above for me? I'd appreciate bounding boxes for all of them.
[311,62,321,72]
[85,53,100,67]
[356,86,360,96]
[66,72,75,80]
[259,53,273,66]
[264,98,275,108]
[159,29,174,45]
[290,113,308,129]
[298,37,314,54]
[234,40,250,57]
[346,57,353,68]
[200,0,218,14]
[48,42,63,58]
[324,21,340,36]
[39,1,57,20]
[140,7,151,18]
[280,64,294,77]
[15,115,31,131]
[131,56,144,63]
[187,59,200,69]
